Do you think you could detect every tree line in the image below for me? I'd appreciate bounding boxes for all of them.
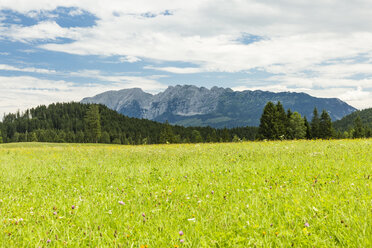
[258,101,371,140]
[0,102,258,144]
[332,108,372,138]
[0,102,369,144]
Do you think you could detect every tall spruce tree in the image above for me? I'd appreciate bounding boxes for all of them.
[276,101,287,139]
[285,109,293,138]
[191,130,203,143]
[287,112,306,139]
[258,102,278,140]
[159,121,175,143]
[319,110,333,139]
[303,116,311,139]
[85,104,101,143]
[310,107,320,139]
[352,115,364,138]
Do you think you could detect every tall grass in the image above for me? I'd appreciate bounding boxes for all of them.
[0,140,371,247]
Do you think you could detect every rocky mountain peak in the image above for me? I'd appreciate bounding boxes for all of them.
[81,85,356,128]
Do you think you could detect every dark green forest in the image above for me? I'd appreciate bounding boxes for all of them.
[257,102,372,140]
[0,102,370,144]
[333,108,372,131]
[0,102,258,144]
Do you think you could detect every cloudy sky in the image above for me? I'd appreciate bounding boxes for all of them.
[1,0,371,117]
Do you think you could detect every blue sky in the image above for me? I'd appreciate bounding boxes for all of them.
[1,0,372,117]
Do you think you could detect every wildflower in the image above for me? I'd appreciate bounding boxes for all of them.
[47,239,51,243]
[304,222,310,227]
[262,231,266,235]
[275,232,279,236]
[53,212,57,215]
[118,201,125,205]
[19,218,23,222]
[180,239,184,243]
[71,205,75,209]
[142,213,146,217]
[211,190,214,194]
[179,231,184,236]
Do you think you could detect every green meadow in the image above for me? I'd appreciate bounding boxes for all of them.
[0,140,371,247]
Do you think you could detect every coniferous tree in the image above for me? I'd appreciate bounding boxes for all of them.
[191,130,203,143]
[100,131,110,143]
[0,102,259,144]
[221,128,230,142]
[29,132,38,142]
[276,102,287,139]
[258,102,278,140]
[352,115,364,138]
[285,109,293,138]
[287,112,306,139]
[85,105,101,143]
[286,109,292,120]
[310,107,320,139]
[319,110,333,139]
[76,131,85,143]
[365,128,371,138]
[303,117,311,139]
[159,121,175,143]
[0,130,3,143]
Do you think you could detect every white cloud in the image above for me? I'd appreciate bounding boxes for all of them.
[0,21,83,42]
[0,75,167,118]
[144,66,203,74]
[118,55,141,63]
[68,70,167,92]
[0,64,56,74]
[68,8,83,16]
[0,0,372,109]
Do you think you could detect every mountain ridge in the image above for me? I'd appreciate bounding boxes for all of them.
[81,85,356,128]
[333,108,372,131]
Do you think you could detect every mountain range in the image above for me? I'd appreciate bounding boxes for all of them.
[81,85,356,128]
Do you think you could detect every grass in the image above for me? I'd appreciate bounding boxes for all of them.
[0,140,371,247]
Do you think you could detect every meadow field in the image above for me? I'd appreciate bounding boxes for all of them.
[0,140,371,247]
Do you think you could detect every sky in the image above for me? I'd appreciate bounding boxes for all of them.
[0,0,372,118]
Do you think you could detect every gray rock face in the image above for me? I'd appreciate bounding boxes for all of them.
[145,85,226,118]
[81,85,357,128]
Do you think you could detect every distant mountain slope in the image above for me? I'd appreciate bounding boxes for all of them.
[333,108,372,131]
[81,85,356,128]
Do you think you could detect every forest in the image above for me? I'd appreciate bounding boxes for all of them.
[0,102,258,144]
[0,101,370,144]
[258,101,371,140]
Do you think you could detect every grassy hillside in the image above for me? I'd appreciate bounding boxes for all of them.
[333,108,372,131]
[0,141,371,247]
